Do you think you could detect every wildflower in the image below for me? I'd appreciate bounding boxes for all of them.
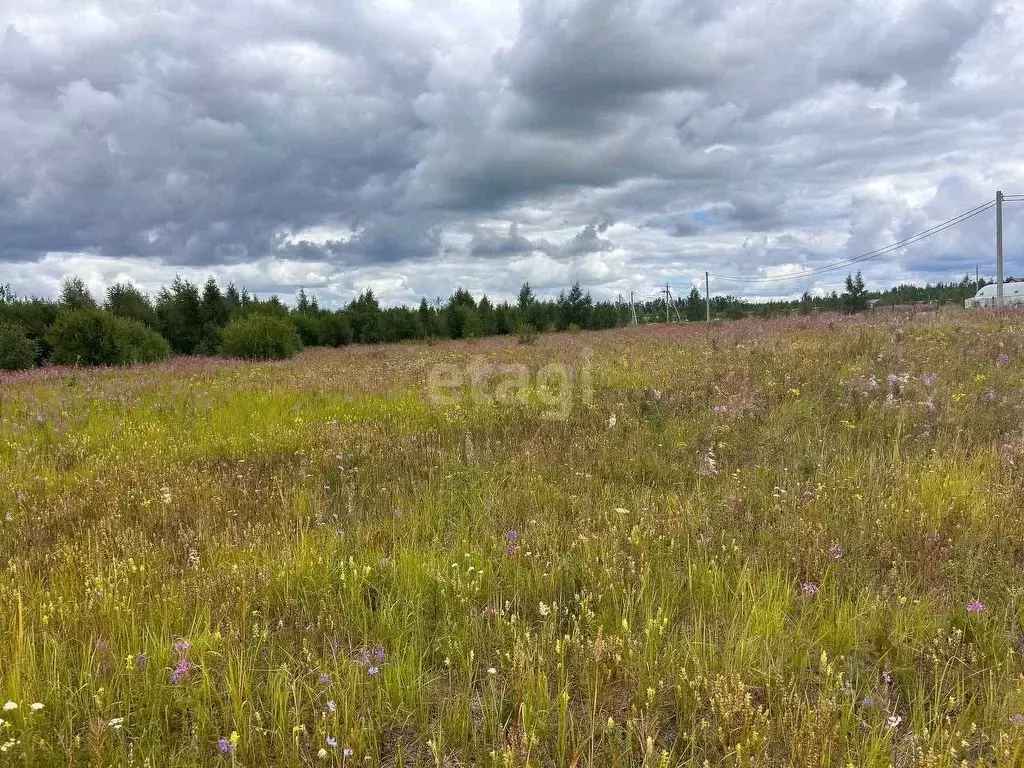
[218,737,233,754]
[487,667,497,675]
[827,540,844,561]
[539,602,551,617]
[326,700,336,713]
[173,639,191,657]
[923,373,938,387]
[108,717,125,730]
[882,669,892,685]
[607,413,617,428]
[887,714,902,728]
[860,697,873,708]
[135,653,148,669]
[367,666,380,676]
[170,657,193,684]
[2,702,16,712]
[318,748,329,759]
[230,731,240,746]
[344,748,354,757]
[29,703,43,712]
[1011,713,1024,726]
[985,389,995,401]
[372,645,385,662]
[318,673,332,686]
[998,353,1010,366]
[713,404,729,415]
[327,736,338,747]
[967,600,985,613]
[801,581,818,597]
[506,530,518,543]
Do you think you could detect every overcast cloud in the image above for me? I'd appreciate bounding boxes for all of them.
[1,0,1023,306]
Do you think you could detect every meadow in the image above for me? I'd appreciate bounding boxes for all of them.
[2,312,1024,766]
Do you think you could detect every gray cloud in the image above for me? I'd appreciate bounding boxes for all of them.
[1,0,1023,307]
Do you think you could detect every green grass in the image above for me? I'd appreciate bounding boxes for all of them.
[2,315,1024,766]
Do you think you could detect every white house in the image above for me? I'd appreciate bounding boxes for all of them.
[965,283,1024,308]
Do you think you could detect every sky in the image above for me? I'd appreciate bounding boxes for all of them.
[1,0,1023,308]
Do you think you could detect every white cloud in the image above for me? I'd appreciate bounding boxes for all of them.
[0,0,1023,307]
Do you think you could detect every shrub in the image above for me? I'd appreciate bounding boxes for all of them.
[47,309,171,366]
[516,323,539,345]
[220,314,302,360]
[293,313,325,347]
[0,322,38,371]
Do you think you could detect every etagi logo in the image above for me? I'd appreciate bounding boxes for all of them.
[426,348,594,421]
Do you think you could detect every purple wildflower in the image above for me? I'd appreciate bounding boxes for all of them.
[801,581,818,597]
[882,669,892,685]
[318,673,332,686]
[506,542,518,556]
[344,748,354,758]
[393,508,404,518]
[506,530,518,543]
[923,373,938,387]
[372,645,385,662]
[886,373,898,388]
[967,600,985,613]
[827,540,844,561]
[173,639,191,657]
[327,736,338,747]
[713,404,729,415]
[170,657,193,684]
[368,665,380,676]
[1011,713,1024,726]
[860,697,873,708]
[218,737,233,754]
[135,653,148,669]
[998,354,1010,367]
[985,389,996,401]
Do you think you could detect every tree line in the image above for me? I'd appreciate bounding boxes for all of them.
[0,271,1001,372]
[0,276,628,370]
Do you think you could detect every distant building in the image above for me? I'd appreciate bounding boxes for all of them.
[965,282,1024,308]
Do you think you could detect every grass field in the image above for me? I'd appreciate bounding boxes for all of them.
[2,312,1024,766]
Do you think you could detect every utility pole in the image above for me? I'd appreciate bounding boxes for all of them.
[665,284,670,324]
[630,291,638,325]
[976,263,980,293]
[704,271,711,323]
[997,190,1004,308]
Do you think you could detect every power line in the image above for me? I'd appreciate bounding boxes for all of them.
[708,199,996,283]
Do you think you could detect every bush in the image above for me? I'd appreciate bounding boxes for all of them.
[220,314,302,360]
[47,309,171,366]
[516,323,539,345]
[0,322,38,371]
[293,313,325,347]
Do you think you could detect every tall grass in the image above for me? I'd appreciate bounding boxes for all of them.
[1,313,1024,765]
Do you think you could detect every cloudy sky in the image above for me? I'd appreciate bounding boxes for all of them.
[2,0,1023,307]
